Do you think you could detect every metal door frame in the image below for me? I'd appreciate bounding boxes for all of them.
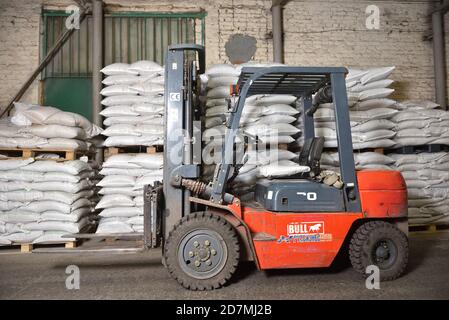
[41,9,207,78]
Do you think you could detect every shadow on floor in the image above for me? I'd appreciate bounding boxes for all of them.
[405,234,436,275]
[48,233,437,279]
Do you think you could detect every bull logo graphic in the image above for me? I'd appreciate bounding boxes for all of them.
[309,224,322,232]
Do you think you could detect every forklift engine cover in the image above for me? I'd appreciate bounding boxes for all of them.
[255,179,345,212]
[254,170,407,216]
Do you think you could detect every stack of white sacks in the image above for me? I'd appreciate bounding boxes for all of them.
[392,100,449,147]
[320,151,395,172]
[0,105,102,245]
[389,152,449,225]
[100,61,165,147]
[95,153,163,234]
[95,60,166,234]
[0,103,102,151]
[315,66,398,150]
[316,67,398,173]
[0,158,98,245]
[201,64,309,196]
[202,64,449,226]
[387,100,449,225]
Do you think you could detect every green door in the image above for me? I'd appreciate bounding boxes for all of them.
[44,77,92,120]
[42,11,206,121]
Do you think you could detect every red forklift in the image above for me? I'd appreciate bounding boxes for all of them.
[143,44,409,290]
[52,44,408,291]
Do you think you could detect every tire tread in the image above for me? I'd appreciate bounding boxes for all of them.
[164,211,240,290]
[349,221,408,281]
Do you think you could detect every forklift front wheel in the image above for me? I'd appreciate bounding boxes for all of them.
[349,220,409,281]
[164,211,240,290]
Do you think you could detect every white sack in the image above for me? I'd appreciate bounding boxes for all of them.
[205,64,240,78]
[360,66,395,85]
[18,124,86,139]
[5,231,44,243]
[128,60,163,75]
[128,153,164,169]
[20,160,91,175]
[33,232,75,244]
[0,158,34,171]
[258,160,310,178]
[102,95,163,107]
[100,84,138,97]
[358,88,395,101]
[97,175,136,188]
[95,194,135,209]
[102,75,141,86]
[100,207,143,218]
[349,79,394,93]
[99,187,140,196]
[96,219,134,234]
[103,115,163,126]
[104,135,163,147]
[101,63,138,76]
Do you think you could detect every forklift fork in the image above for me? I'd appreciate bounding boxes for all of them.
[143,183,164,249]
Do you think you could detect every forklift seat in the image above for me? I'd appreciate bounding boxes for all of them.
[298,137,324,176]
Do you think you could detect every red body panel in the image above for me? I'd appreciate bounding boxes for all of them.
[243,210,362,269]
[239,170,408,270]
[357,170,408,218]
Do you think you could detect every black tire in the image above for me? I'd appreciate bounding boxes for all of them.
[349,220,408,281]
[164,211,240,290]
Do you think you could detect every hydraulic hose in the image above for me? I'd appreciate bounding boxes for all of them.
[307,85,333,116]
[182,179,235,204]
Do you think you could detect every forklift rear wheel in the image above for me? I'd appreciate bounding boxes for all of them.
[164,211,240,290]
[349,220,408,281]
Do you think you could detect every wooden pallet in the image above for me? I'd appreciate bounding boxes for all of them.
[323,147,384,154]
[388,144,449,155]
[105,145,163,158]
[0,241,79,253]
[373,148,384,155]
[0,148,92,161]
[409,223,449,234]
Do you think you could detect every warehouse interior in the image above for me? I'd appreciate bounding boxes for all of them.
[1,0,449,300]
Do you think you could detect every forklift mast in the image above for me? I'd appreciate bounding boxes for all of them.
[162,44,205,241]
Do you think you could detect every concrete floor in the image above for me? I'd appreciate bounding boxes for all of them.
[0,233,448,300]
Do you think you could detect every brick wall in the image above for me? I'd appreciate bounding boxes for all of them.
[284,0,449,103]
[0,0,447,112]
[0,0,41,112]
